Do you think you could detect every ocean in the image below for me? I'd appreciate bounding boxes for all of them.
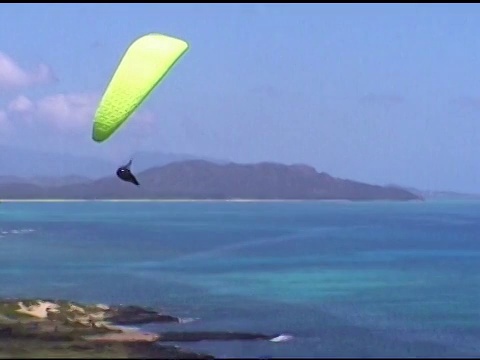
[0,200,478,358]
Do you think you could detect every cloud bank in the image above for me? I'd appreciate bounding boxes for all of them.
[0,52,57,91]
[4,93,154,132]
[0,50,154,136]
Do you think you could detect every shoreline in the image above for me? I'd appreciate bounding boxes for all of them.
[0,199,426,203]
[0,297,290,359]
[0,199,349,203]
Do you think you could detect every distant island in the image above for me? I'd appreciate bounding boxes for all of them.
[0,160,421,201]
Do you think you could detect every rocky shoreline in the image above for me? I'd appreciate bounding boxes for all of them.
[0,298,291,358]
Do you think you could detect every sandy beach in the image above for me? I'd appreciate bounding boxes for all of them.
[0,198,353,203]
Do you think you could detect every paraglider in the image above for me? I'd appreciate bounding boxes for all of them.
[92,32,189,143]
[116,159,140,186]
[91,32,189,185]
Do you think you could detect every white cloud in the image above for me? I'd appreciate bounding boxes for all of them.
[7,95,34,113]
[5,92,156,133]
[0,52,57,91]
[36,93,99,130]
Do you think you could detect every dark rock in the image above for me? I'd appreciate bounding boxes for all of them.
[158,331,273,342]
[126,343,215,359]
[105,305,180,325]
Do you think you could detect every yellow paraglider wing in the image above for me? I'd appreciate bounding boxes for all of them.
[92,33,189,143]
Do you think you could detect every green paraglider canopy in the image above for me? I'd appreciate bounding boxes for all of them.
[92,33,189,143]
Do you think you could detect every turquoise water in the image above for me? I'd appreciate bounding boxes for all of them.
[0,200,479,358]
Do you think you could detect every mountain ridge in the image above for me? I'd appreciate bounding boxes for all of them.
[0,160,421,201]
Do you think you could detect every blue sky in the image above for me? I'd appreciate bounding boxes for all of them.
[1,3,480,192]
